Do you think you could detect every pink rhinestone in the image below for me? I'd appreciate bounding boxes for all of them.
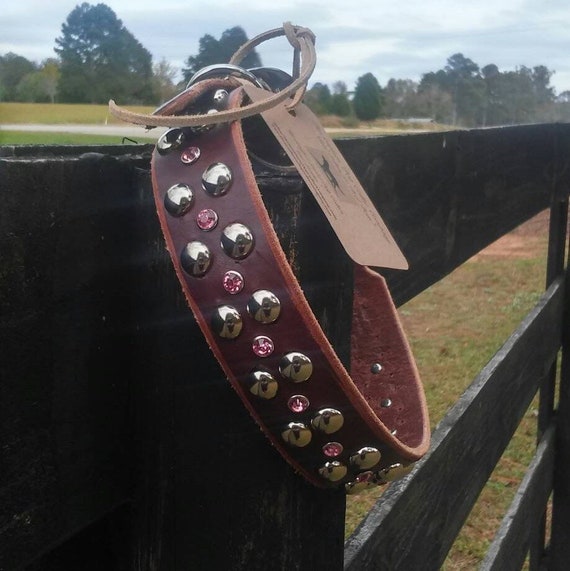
[196,208,218,231]
[288,395,310,413]
[322,442,343,457]
[252,335,274,357]
[356,471,374,483]
[222,270,244,294]
[181,146,201,164]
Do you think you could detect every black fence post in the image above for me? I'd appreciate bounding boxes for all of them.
[549,139,570,568]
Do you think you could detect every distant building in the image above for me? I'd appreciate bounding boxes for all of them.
[395,117,435,124]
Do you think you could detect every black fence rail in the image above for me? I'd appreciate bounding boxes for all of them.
[1,123,569,570]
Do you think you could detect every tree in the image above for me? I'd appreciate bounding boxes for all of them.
[554,91,570,121]
[530,65,555,104]
[416,83,454,123]
[15,73,44,102]
[328,81,351,116]
[0,53,37,101]
[182,27,262,82]
[16,58,61,103]
[38,59,61,103]
[444,53,483,125]
[419,54,484,126]
[304,82,332,115]
[481,63,500,126]
[353,73,383,121]
[54,3,156,104]
[445,53,479,80]
[500,69,537,124]
[477,63,557,126]
[528,64,555,119]
[383,78,421,118]
[153,58,180,102]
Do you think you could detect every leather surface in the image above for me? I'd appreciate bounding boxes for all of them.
[150,86,430,489]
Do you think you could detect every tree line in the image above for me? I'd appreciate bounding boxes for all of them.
[2,2,570,127]
[307,54,570,127]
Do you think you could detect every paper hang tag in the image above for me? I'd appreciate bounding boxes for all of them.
[242,84,408,270]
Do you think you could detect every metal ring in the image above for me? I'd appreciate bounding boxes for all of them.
[247,67,293,92]
[187,64,265,89]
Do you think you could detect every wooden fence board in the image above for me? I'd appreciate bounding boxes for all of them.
[550,245,570,569]
[1,123,569,570]
[338,124,570,305]
[0,153,142,569]
[480,425,555,571]
[344,279,564,570]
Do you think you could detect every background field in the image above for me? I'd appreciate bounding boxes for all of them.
[0,102,154,125]
[1,103,549,569]
[0,102,450,145]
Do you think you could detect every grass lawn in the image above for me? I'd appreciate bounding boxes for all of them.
[0,130,156,146]
[0,102,155,124]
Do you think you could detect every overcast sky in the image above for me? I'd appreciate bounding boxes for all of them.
[2,0,570,95]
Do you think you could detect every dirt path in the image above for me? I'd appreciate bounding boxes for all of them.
[473,209,551,260]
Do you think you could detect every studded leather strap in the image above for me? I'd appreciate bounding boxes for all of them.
[150,86,430,492]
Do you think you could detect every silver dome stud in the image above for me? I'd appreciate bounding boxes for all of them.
[312,408,344,434]
[211,305,243,339]
[349,447,382,470]
[247,290,281,324]
[249,370,279,400]
[376,463,414,483]
[345,472,376,495]
[157,128,185,154]
[281,422,312,447]
[221,223,254,259]
[164,183,194,217]
[318,461,348,482]
[180,241,211,277]
[279,352,313,382]
[202,162,233,196]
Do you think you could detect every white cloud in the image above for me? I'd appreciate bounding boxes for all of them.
[1,0,570,94]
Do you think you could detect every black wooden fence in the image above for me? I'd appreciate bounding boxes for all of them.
[1,123,569,570]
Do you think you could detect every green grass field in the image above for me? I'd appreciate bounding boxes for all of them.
[0,130,157,145]
[0,102,159,145]
[0,102,154,125]
[1,102,545,569]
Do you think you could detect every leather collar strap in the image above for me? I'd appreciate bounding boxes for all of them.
[150,87,430,492]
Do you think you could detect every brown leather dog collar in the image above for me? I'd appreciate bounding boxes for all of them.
[148,84,430,492]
